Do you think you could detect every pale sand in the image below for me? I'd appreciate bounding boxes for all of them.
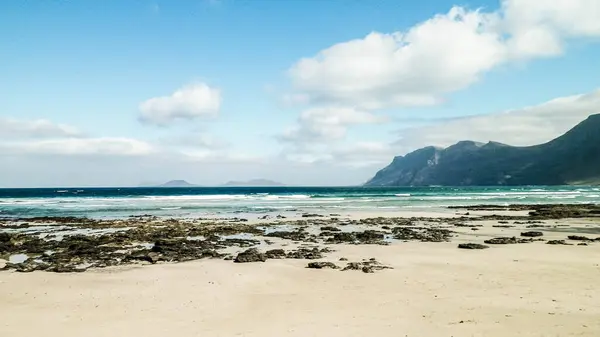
[1,218,600,337]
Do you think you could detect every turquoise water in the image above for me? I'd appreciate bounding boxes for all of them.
[0,186,598,219]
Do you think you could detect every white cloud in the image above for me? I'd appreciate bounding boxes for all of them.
[392,89,600,153]
[283,141,396,168]
[0,137,157,156]
[278,106,386,144]
[0,117,84,139]
[287,1,600,110]
[160,133,230,150]
[139,83,221,126]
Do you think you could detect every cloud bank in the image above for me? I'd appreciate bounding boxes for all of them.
[139,83,221,126]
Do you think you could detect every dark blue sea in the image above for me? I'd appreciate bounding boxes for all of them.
[0,186,598,219]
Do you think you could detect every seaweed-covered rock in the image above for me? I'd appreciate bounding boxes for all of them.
[234,248,266,263]
[265,249,286,259]
[546,240,571,245]
[307,262,338,269]
[458,243,489,250]
[287,247,323,260]
[392,227,453,242]
[484,237,533,244]
[567,235,593,241]
[521,231,543,237]
[341,259,393,273]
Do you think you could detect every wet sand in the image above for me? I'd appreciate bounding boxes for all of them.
[1,210,600,337]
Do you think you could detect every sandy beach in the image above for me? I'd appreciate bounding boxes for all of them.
[1,208,600,337]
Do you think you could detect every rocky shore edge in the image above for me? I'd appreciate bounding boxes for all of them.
[1,203,599,273]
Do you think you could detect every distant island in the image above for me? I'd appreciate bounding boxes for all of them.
[157,180,197,187]
[221,179,284,187]
[365,113,600,186]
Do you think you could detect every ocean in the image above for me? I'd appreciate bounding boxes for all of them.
[0,186,598,219]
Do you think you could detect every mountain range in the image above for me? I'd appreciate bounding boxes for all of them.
[153,179,284,187]
[365,114,600,186]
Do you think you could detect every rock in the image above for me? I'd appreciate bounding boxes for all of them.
[339,257,348,261]
[341,260,393,273]
[320,226,341,232]
[521,231,543,237]
[328,232,356,243]
[265,249,286,259]
[301,213,323,218]
[546,240,571,245]
[458,243,489,250]
[392,227,453,242]
[578,243,588,246]
[287,248,323,260]
[567,235,592,241]
[484,237,533,244]
[307,262,338,269]
[234,248,267,263]
[355,230,385,243]
[342,262,362,271]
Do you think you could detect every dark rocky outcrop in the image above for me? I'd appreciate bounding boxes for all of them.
[484,237,535,244]
[307,262,338,269]
[458,243,489,249]
[234,248,266,263]
[521,231,543,237]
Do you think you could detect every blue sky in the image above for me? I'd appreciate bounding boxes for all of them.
[1,0,600,187]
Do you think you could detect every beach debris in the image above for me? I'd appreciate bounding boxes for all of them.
[458,243,489,250]
[307,262,338,269]
[521,231,543,237]
[234,248,267,263]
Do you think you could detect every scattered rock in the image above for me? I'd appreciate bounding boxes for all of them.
[265,249,286,259]
[307,262,338,269]
[521,231,543,237]
[546,240,572,245]
[341,259,393,273]
[234,248,266,263]
[458,243,489,250]
[568,235,593,241]
[287,247,323,260]
[484,237,534,244]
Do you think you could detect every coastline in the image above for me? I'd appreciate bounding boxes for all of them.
[1,204,600,336]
